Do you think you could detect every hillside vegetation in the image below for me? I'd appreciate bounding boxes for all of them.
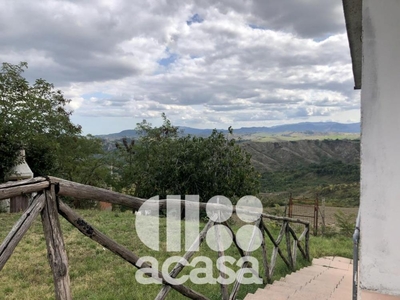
[241,139,360,207]
[103,136,360,207]
[241,139,360,172]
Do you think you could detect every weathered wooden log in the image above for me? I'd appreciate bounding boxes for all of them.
[49,177,310,225]
[155,219,214,300]
[288,226,307,260]
[52,177,226,214]
[41,186,71,300]
[244,218,262,256]
[298,226,308,241]
[254,213,309,225]
[221,221,245,258]
[49,176,146,210]
[0,177,47,189]
[292,238,298,267]
[0,180,49,200]
[10,194,31,212]
[214,222,229,300]
[285,223,295,271]
[263,222,291,276]
[305,225,310,261]
[259,220,271,283]
[0,193,46,271]
[229,218,263,300]
[58,200,209,300]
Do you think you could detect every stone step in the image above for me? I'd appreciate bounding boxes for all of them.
[244,256,353,300]
[313,257,352,271]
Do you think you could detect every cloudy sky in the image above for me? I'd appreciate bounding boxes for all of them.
[0,0,360,135]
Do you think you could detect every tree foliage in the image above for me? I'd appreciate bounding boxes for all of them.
[0,62,84,180]
[0,125,21,180]
[260,158,360,193]
[115,114,260,203]
[0,62,81,140]
[0,62,108,192]
[55,135,109,185]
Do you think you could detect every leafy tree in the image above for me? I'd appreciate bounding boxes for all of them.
[0,62,83,181]
[55,135,109,185]
[135,112,180,141]
[0,62,112,194]
[54,135,111,209]
[115,114,260,203]
[0,125,21,180]
[113,137,136,193]
[0,62,81,140]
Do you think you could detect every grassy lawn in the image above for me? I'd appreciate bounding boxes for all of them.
[0,209,352,300]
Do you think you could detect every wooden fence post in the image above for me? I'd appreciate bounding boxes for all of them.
[314,194,319,235]
[215,223,229,300]
[0,193,46,271]
[305,224,310,261]
[285,221,294,271]
[41,184,71,300]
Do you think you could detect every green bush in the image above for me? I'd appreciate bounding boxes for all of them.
[334,210,356,237]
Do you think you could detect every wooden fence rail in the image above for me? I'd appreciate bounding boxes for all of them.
[0,177,49,200]
[0,177,310,300]
[0,193,46,271]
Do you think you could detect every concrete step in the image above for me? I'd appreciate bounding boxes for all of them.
[360,290,400,300]
[244,256,353,300]
[313,256,352,271]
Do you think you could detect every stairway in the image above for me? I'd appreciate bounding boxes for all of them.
[244,256,353,300]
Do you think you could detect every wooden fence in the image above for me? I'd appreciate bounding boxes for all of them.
[0,177,310,300]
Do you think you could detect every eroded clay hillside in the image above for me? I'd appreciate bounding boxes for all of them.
[241,139,360,172]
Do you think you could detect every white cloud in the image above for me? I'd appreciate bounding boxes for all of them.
[0,0,359,134]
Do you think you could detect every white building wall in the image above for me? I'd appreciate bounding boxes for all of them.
[360,0,400,295]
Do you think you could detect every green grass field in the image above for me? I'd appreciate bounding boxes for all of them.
[0,209,352,300]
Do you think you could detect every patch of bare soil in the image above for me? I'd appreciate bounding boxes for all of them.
[321,206,358,226]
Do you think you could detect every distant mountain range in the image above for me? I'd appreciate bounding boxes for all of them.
[98,122,361,174]
[97,122,360,140]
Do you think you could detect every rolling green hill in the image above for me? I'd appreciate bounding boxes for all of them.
[98,122,360,141]
[241,139,360,207]
[241,139,360,172]
[100,130,361,206]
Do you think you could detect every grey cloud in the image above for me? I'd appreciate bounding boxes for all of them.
[236,91,260,99]
[0,0,359,132]
[192,0,345,38]
[205,104,252,112]
[249,0,346,38]
[284,107,309,118]
[0,0,181,85]
[26,60,140,86]
[254,97,301,105]
[193,0,249,15]
[305,98,342,107]
[231,111,285,122]
[103,99,131,107]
